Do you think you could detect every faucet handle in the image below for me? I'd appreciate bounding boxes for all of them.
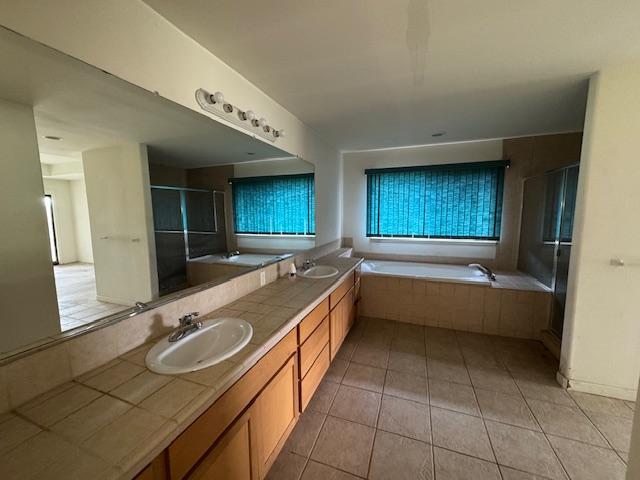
[179,312,200,326]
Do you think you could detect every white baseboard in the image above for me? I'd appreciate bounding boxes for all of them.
[557,371,638,401]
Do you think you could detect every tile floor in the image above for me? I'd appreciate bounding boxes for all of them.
[267,317,634,480]
[55,263,128,331]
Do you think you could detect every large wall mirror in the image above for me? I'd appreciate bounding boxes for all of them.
[0,27,316,356]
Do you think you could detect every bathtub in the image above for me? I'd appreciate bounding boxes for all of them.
[361,260,491,286]
[189,253,288,268]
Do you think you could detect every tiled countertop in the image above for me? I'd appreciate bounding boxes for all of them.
[0,254,362,480]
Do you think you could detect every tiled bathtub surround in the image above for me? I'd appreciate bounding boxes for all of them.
[0,255,362,479]
[268,318,632,480]
[359,273,551,339]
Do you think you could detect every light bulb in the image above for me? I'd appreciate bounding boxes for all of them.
[212,91,225,104]
[258,117,267,127]
[278,129,285,138]
[245,110,255,121]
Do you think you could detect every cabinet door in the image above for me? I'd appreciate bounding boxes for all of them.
[330,287,354,359]
[254,355,299,478]
[188,408,258,480]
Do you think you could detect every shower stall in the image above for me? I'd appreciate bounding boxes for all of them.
[518,164,579,339]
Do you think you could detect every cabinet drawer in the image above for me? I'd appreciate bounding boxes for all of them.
[300,344,330,411]
[329,273,355,309]
[298,298,329,344]
[168,329,297,480]
[299,316,329,378]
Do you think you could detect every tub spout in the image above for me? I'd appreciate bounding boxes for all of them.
[468,263,496,281]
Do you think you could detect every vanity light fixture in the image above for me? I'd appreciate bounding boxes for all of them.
[195,88,284,143]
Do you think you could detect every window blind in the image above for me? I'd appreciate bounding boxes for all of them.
[366,161,507,240]
[230,173,315,235]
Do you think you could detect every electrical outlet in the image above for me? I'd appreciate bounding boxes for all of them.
[260,271,266,286]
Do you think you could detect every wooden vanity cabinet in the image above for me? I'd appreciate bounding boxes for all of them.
[188,408,258,480]
[330,287,355,359]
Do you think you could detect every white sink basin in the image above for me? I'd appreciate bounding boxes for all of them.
[302,265,339,279]
[145,318,253,374]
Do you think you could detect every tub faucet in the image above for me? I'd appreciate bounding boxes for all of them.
[468,263,496,281]
[168,312,202,342]
[302,259,316,270]
[226,250,240,258]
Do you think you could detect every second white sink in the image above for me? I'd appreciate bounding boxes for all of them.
[302,265,339,279]
[146,317,253,374]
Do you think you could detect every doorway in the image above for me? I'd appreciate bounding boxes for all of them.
[44,194,59,265]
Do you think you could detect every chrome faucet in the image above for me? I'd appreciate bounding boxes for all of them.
[226,250,240,258]
[468,263,496,281]
[168,312,202,342]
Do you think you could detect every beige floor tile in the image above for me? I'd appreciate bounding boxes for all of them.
[585,410,633,452]
[307,380,339,414]
[377,395,431,442]
[475,389,539,430]
[434,447,500,480]
[110,370,172,404]
[427,357,471,385]
[467,366,520,396]
[527,399,608,447]
[548,435,626,480]
[388,351,427,377]
[499,465,550,479]
[514,376,576,407]
[383,370,428,404]
[139,378,205,419]
[310,416,375,477]
[351,344,389,369]
[334,341,357,363]
[462,348,504,370]
[19,383,102,427]
[616,449,629,463]
[0,415,41,455]
[431,407,494,461]
[342,363,386,393]
[80,361,145,393]
[266,451,307,480]
[325,359,349,384]
[485,421,565,479]
[301,460,360,480]
[625,400,636,411]
[391,337,426,356]
[429,379,479,416]
[369,430,433,480]
[51,395,131,442]
[284,411,326,457]
[329,385,381,427]
[84,407,172,464]
[426,341,464,362]
[569,391,635,419]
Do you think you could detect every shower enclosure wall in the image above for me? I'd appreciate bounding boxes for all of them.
[151,186,227,295]
[518,164,579,338]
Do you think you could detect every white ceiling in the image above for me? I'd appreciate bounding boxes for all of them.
[0,27,289,167]
[143,0,640,150]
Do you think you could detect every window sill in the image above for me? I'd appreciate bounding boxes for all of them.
[236,234,316,239]
[368,237,498,246]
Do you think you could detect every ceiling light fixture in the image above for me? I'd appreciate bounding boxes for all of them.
[195,89,283,143]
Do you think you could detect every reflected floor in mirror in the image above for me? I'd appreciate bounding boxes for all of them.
[54,263,128,331]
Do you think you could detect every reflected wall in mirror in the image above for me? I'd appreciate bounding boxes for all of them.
[0,26,315,355]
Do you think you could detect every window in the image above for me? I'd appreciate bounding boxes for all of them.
[230,173,315,235]
[366,161,508,240]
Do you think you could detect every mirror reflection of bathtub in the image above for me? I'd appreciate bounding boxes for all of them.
[187,253,291,286]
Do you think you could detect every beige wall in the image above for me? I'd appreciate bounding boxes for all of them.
[0,0,342,246]
[561,66,640,401]
[82,144,158,305]
[70,179,93,263]
[43,178,78,264]
[0,98,60,352]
